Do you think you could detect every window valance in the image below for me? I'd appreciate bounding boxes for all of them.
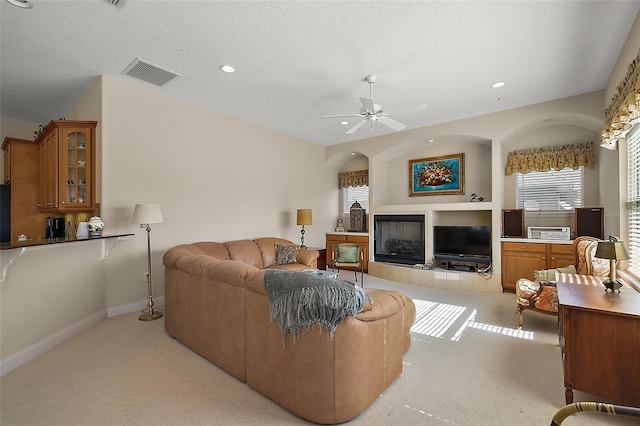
[601,47,640,147]
[505,142,595,176]
[338,169,369,188]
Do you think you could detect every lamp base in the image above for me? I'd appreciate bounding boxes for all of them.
[138,296,163,321]
[139,310,163,321]
[603,279,623,293]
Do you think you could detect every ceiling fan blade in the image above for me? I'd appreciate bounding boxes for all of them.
[378,116,406,131]
[320,113,365,119]
[359,97,376,112]
[345,119,367,134]
[386,103,427,115]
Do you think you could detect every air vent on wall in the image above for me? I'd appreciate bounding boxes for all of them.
[103,0,126,8]
[121,58,181,87]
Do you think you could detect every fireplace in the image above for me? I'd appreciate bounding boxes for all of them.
[374,214,425,265]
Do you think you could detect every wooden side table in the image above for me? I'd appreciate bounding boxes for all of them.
[307,247,326,270]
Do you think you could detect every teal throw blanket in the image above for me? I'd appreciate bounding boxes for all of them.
[264,269,371,345]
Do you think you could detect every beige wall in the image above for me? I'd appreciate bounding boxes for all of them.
[2,11,639,370]
[98,75,338,307]
[0,117,37,179]
[0,76,338,364]
[602,11,640,240]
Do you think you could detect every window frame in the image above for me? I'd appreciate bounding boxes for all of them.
[626,125,640,277]
[342,185,369,215]
[515,166,584,214]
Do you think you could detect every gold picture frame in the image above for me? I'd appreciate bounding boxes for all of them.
[409,153,465,196]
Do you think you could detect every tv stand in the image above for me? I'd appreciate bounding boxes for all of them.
[436,259,491,273]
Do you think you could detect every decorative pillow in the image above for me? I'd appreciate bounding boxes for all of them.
[274,243,300,265]
[534,265,577,283]
[534,269,555,283]
[556,265,577,275]
[336,245,359,263]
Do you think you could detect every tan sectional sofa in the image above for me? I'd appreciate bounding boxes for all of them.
[163,237,416,424]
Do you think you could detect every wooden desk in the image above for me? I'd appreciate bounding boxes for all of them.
[557,278,640,407]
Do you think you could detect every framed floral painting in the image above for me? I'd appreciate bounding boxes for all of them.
[409,153,465,196]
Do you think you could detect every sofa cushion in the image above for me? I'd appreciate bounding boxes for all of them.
[273,242,300,265]
[225,240,265,269]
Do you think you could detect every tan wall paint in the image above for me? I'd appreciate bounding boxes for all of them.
[98,76,338,307]
[0,76,339,362]
[2,12,639,367]
[602,11,640,240]
[0,117,38,179]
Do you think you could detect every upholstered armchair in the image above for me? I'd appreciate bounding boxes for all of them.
[516,236,609,329]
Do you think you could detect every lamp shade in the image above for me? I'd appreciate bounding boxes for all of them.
[296,209,313,226]
[595,240,630,260]
[132,204,163,225]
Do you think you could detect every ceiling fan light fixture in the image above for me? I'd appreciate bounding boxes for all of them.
[219,65,235,73]
[491,81,506,89]
[5,0,32,8]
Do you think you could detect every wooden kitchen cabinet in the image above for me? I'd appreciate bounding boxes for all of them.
[548,243,575,268]
[501,241,574,292]
[2,137,48,241]
[36,120,97,213]
[326,233,369,273]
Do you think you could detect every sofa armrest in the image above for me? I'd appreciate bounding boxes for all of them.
[297,248,319,268]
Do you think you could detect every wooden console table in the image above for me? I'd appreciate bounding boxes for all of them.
[557,278,640,407]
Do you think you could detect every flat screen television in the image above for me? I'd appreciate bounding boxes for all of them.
[433,226,491,263]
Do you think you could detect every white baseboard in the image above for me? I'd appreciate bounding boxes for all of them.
[0,310,107,377]
[0,297,165,377]
[107,296,165,317]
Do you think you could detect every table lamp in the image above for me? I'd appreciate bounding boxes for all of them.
[132,203,164,321]
[296,209,312,248]
[594,236,630,293]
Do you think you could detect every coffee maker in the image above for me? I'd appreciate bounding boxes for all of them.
[46,217,65,238]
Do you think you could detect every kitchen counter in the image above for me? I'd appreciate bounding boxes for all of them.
[500,237,573,245]
[0,233,134,250]
[326,231,369,236]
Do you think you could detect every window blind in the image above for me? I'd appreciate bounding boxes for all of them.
[627,127,640,275]
[343,185,369,214]
[516,167,583,211]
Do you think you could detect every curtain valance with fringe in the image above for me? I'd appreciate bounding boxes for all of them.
[338,169,369,188]
[505,142,595,176]
[601,47,640,145]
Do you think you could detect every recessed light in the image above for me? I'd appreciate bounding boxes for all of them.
[5,0,32,8]
[350,152,356,156]
[491,81,506,89]
[427,139,434,143]
[340,121,349,125]
[219,65,235,73]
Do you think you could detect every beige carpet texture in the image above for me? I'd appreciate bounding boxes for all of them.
[1,272,638,425]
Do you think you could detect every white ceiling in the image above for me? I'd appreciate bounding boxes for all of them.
[1,0,639,146]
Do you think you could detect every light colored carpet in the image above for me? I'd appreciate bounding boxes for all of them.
[1,271,637,425]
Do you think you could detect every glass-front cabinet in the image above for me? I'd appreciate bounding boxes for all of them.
[36,120,97,212]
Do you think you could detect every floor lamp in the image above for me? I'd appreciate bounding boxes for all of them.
[132,203,164,321]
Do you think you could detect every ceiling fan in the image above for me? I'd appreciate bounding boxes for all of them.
[320,75,426,135]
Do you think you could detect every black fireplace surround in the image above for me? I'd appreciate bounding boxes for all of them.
[374,214,425,265]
